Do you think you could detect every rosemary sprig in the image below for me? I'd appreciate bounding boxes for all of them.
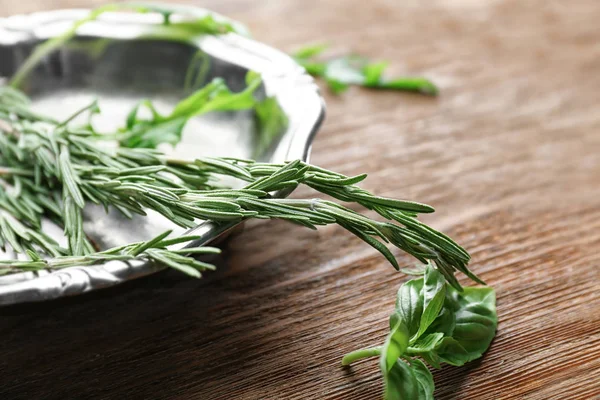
[0,86,475,288]
[0,230,220,278]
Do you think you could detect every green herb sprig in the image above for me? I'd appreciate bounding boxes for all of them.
[293,44,438,95]
[0,85,473,286]
[342,264,497,399]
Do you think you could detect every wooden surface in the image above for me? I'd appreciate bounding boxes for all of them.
[1,0,600,399]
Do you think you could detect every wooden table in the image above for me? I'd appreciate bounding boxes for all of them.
[1,0,599,399]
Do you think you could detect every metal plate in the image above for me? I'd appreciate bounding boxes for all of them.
[0,8,325,305]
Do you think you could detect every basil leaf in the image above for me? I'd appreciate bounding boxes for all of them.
[419,286,497,367]
[420,351,442,370]
[293,43,328,59]
[435,337,470,366]
[410,358,435,400]
[407,332,444,354]
[450,286,497,362]
[383,359,419,400]
[395,278,424,337]
[414,264,446,339]
[381,316,410,372]
[405,332,445,369]
[424,293,456,337]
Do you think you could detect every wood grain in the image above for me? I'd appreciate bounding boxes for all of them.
[1,0,600,399]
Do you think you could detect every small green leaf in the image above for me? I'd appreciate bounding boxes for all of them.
[382,359,419,400]
[342,224,400,271]
[120,73,262,149]
[435,337,470,366]
[407,332,444,354]
[363,61,388,85]
[170,79,225,119]
[129,230,173,256]
[293,43,328,59]
[395,278,424,337]
[425,298,456,337]
[410,358,435,400]
[59,147,85,208]
[297,60,327,76]
[450,286,497,362]
[415,264,446,339]
[417,286,497,367]
[196,74,261,114]
[121,117,188,149]
[381,315,410,372]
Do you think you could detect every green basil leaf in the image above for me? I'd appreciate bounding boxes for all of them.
[414,264,446,339]
[450,286,497,362]
[410,358,435,400]
[382,359,419,400]
[435,337,470,366]
[381,316,410,372]
[420,286,497,367]
[405,333,445,369]
[420,350,442,369]
[395,278,424,337]
[407,332,444,354]
[424,292,456,337]
[293,43,328,59]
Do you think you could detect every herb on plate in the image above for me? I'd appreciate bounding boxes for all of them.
[0,84,472,285]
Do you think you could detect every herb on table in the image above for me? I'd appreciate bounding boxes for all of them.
[342,264,497,399]
[293,44,438,95]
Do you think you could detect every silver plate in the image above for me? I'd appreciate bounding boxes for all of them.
[0,8,325,305]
